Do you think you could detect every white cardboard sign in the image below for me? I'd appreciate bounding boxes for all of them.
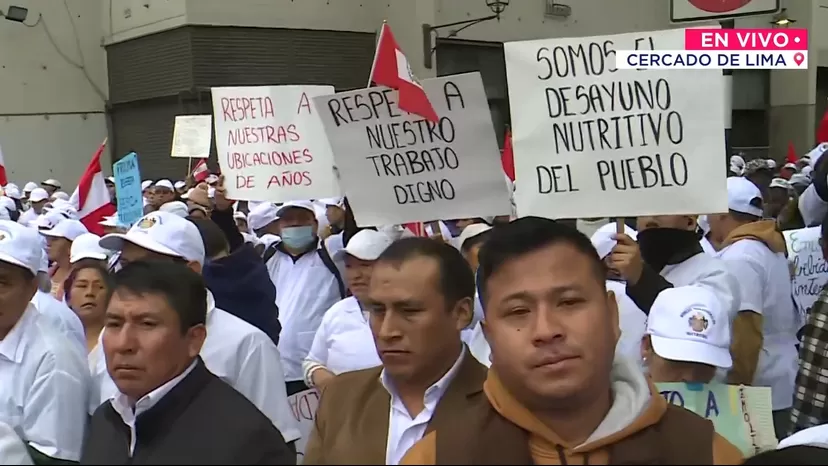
[211,85,341,203]
[504,28,728,219]
[314,72,512,226]
[171,115,213,158]
[783,226,828,320]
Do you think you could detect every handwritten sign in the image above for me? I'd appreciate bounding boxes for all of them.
[113,152,143,226]
[314,72,512,226]
[171,115,213,158]
[288,388,319,462]
[784,226,827,320]
[211,85,341,203]
[503,28,727,219]
[656,382,776,455]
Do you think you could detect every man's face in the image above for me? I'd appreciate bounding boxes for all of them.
[325,205,345,227]
[0,264,37,336]
[482,242,618,411]
[103,289,205,402]
[367,257,471,385]
[277,207,316,229]
[344,255,374,300]
[42,185,57,196]
[106,182,116,202]
[154,188,175,206]
[45,236,71,262]
[766,187,788,218]
[31,200,47,214]
[636,215,695,231]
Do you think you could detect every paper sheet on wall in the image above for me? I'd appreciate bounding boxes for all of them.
[171,115,213,158]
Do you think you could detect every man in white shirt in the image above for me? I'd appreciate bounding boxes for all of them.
[706,176,798,434]
[261,200,346,394]
[96,211,300,446]
[31,249,86,353]
[0,421,31,465]
[0,220,89,463]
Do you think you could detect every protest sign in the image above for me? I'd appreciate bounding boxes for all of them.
[784,226,827,320]
[656,382,776,455]
[211,86,340,203]
[171,115,212,158]
[314,72,512,226]
[288,388,319,462]
[504,28,727,219]
[113,152,143,226]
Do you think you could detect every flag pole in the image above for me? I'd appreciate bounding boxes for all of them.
[367,20,387,88]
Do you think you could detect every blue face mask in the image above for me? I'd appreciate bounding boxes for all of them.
[280,225,316,250]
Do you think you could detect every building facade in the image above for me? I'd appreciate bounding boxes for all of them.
[0,0,825,183]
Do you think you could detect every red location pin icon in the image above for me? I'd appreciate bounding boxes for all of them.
[794,53,805,66]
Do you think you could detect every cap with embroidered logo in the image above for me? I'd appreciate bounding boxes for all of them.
[99,211,205,265]
[646,285,732,369]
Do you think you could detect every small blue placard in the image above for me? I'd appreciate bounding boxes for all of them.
[113,152,143,226]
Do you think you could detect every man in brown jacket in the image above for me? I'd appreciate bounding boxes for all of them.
[303,237,486,465]
[401,217,743,465]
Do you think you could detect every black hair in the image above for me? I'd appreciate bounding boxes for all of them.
[460,229,492,254]
[477,216,604,300]
[187,217,229,259]
[111,260,207,332]
[64,262,113,304]
[342,197,376,246]
[730,196,763,223]
[741,446,828,465]
[376,237,475,306]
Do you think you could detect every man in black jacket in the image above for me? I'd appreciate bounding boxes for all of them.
[81,261,294,465]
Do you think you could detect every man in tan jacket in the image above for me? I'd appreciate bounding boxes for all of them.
[402,217,743,465]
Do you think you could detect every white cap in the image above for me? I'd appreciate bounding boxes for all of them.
[106,176,115,184]
[174,180,186,190]
[0,208,9,221]
[141,180,153,191]
[159,201,189,218]
[778,424,828,449]
[41,179,61,189]
[769,177,790,190]
[320,197,344,208]
[647,286,732,369]
[0,197,16,212]
[0,220,44,275]
[70,233,109,263]
[726,176,763,217]
[206,174,219,184]
[802,166,814,179]
[276,200,315,217]
[4,186,20,200]
[590,223,638,259]
[334,230,394,261]
[40,219,89,242]
[456,224,493,251]
[154,179,174,190]
[29,188,49,203]
[23,182,38,193]
[100,211,205,265]
[790,173,811,187]
[765,159,777,170]
[35,211,69,230]
[782,162,797,170]
[51,191,69,201]
[99,215,119,227]
[45,199,79,220]
[248,203,280,231]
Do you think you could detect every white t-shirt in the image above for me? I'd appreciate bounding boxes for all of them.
[30,291,86,355]
[716,239,799,410]
[661,252,742,322]
[304,297,381,376]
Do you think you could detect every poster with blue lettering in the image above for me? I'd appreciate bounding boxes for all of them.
[113,152,143,226]
[504,28,728,219]
[656,382,777,455]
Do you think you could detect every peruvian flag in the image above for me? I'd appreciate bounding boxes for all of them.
[817,109,828,144]
[402,222,427,237]
[70,139,116,235]
[192,159,209,182]
[369,23,439,122]
[501,129,515,182]
[0,144,8,186]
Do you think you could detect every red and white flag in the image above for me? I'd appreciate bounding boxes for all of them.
[192,159,209,182]
[0,144,8,186]
[402,222,427,237]
[70,139,116,235]
[369,23,439,122]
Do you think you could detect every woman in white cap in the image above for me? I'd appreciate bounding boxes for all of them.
[65,263,111,357]
[302,230,392,389]
[40,219,89,299]
[17,188,49,226]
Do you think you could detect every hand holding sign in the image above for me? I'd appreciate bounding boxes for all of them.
[213,175,233,212]
[610,233,644,284]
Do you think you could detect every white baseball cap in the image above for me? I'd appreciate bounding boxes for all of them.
[778,424,828,449]
[159,201,189,218]
[4,186,20,200]
[70,233,109,263]
[41,179,61,189]
[100,211,206,265]
[29,188,50,203]
[0,197,16,213]
[455,224,493,251]
[35,211,70,231]
[40,219,89,242]
[0,220,44,275]
[320,197,344,208]
[106,176,115,184]
[154,179,174,191]
[23,182,38,193]
[51,191,69,201]
[726,176,763,217]
[174,180,186,190]
[790,173,811,187]
[334,230,394,261]
[276,200,315,217]
[769,178,791,190]
[248,203,280,231]
[782,162,797,171]
[647,286,732,369]
[590,223,638,259]
[141,180,153,191]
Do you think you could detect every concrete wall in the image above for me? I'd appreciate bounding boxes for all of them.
[0,0,109,187]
